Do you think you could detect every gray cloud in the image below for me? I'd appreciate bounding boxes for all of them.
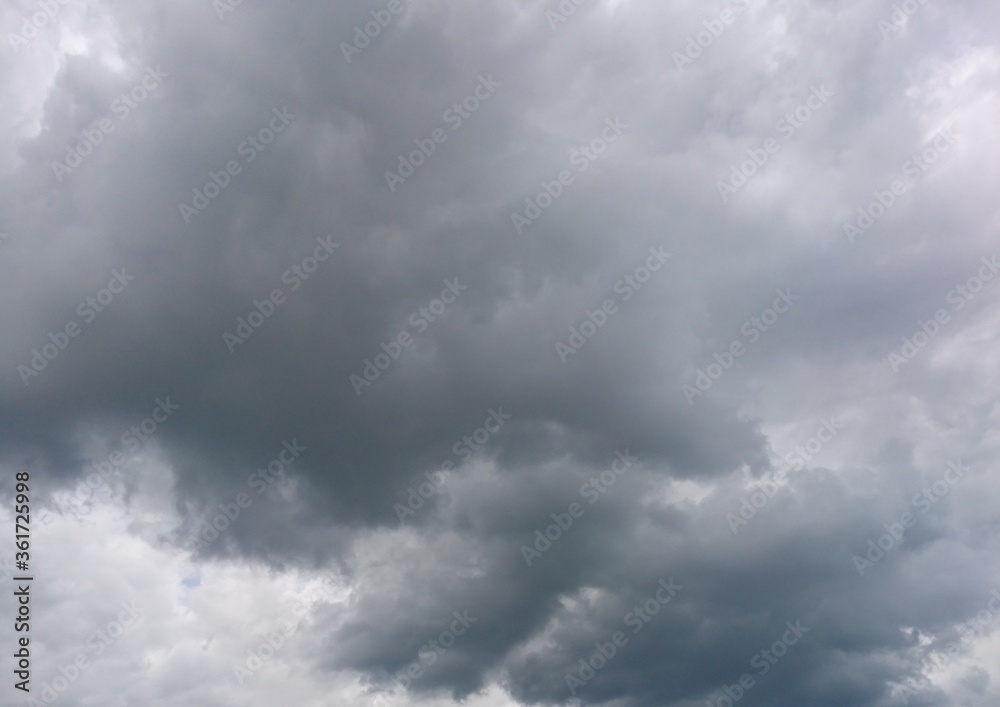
[2,0,1000,705]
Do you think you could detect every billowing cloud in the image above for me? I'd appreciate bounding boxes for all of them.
[2,0,1000,705]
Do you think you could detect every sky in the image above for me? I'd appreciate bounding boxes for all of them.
[2,0,1000,705]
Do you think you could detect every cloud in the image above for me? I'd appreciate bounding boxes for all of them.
[2,0,1000,705]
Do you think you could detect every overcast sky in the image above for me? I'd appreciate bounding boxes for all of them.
[2,0,1000,705]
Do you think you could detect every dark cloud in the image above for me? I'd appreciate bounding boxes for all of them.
[2,0,999,705]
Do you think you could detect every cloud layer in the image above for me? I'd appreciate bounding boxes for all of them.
[2,0,1000,705]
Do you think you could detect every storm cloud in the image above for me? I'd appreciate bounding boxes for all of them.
[2,0,1000,705]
